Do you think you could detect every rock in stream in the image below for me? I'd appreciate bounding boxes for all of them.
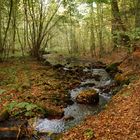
[31,68,113,136]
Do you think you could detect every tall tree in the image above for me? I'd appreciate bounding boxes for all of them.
[0,0,2,59]
[111,0,130,51]
[11,0,18,54]
[111,0,125,49]
[89,3,96,57]
[62,0,79,55]
[135,0,140,29]
[0,0,13,60]
[135,0,140,41]
[97,2,104,57]
[25,0,62,59]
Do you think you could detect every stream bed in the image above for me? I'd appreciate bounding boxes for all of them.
[32,68,113,135]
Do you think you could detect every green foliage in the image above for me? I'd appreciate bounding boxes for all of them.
[79,0,110,4]
[0,67,16,86]
[106,62,119,74]
[6,101,45,117]
[84,128,95,139]
[130,28,140,40]
[122,91,131,97]
[0,89,6,95]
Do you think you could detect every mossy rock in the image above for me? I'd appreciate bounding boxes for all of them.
[38,103,64,119]
[44,60,52,66]
[115,73,125,82]
[76,89,99,105]
[114,73,130,85]
[44,108,64,119]
[106,62,120,76]
[53,64,64,69]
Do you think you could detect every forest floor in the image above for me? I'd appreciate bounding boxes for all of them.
[0,57,84,120]
[0,56,97,129]
[61,51,140,140]
[0,50,140,139]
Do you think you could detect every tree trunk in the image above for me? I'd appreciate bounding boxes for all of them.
[90,3,96,57]
[0,0,2,59]
[111,0,130,51]
[12,0,17,55]
[135,0,140,28]
[97,2,104,57]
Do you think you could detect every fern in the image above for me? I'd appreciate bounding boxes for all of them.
[6,101,45,117]
[0,89,6,95]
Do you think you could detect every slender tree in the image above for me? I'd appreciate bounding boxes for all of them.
[111,0,131,51]
[135,0,140,29]
[0,0,2,60]
[89,3,96,57]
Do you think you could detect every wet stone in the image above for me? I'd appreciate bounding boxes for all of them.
[92,74,101,81]
[76,89,99,105]
[31,68,113,135]
[80,82,95,88]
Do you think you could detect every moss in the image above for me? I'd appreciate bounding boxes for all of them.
[84,128,95,139]
[76,89,99,105]
[114,73,130,85]
[106,62,120,77]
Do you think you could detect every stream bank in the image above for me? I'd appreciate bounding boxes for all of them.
[0,57,128,139]
[60,53,140,140]
[33,68,112,134]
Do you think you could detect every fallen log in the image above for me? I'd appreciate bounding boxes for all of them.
[0,127,33,140]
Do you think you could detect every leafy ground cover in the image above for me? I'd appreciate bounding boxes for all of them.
[0,50,140,139]
[0,57,94,121]
[61,51,140,140]
[0,58,74,119]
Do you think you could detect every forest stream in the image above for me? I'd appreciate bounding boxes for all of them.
[0,57,120,140]
[29,61,115,139]
[0,0,140,139]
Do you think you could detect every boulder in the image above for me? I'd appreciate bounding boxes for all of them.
[114,73,130,85]
[37,103,64,119]
[76,89,99,105]
[105,62,121,77]
[44,60,52,66]
[92,74,101,81]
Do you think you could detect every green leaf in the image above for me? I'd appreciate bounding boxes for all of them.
[84,128,94,139]
[13,110,24,116]
[6,101,18,111]
[122,92,131,97]
[6,101,45,117]
[25,111,33,117]
[86,0,110,4]
[16,102,29,108]
[26,104,37,111]
[0,89,6,95]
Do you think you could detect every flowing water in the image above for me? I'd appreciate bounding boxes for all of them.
[33,68,113,134]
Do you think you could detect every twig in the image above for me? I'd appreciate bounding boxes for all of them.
[16,126,21,140]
